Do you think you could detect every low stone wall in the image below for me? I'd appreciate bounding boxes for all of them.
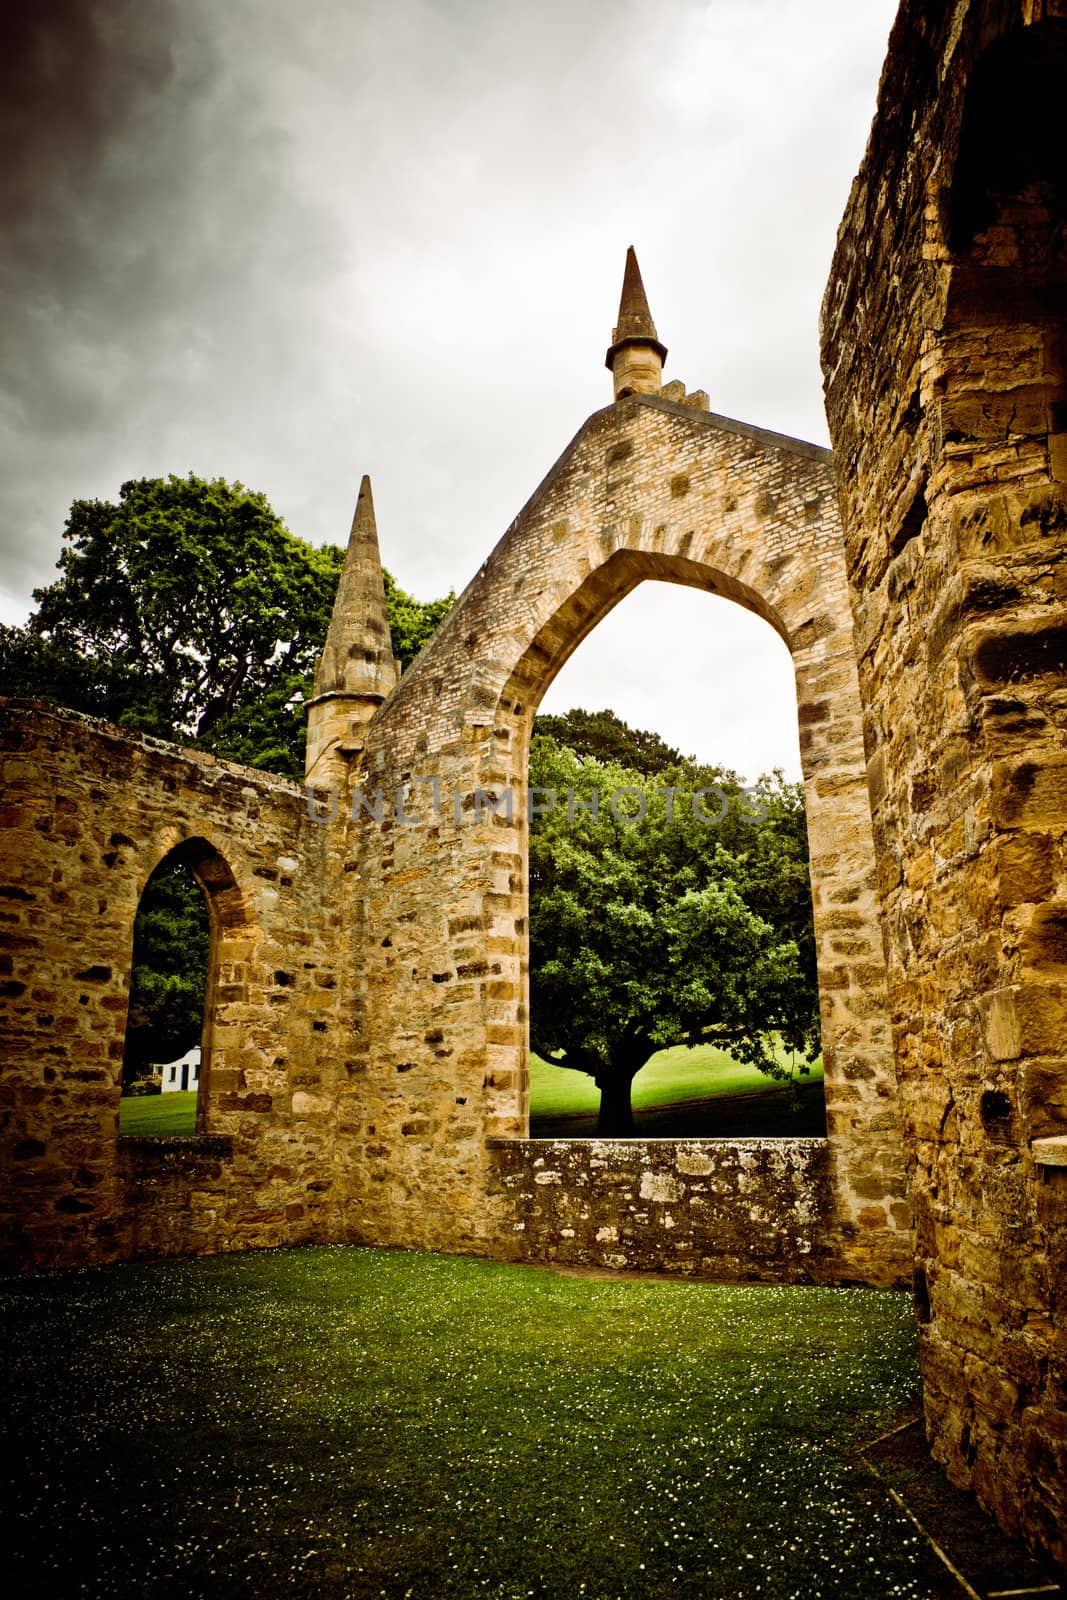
[488,1137,835,1282]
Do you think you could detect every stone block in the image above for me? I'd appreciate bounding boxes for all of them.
[1031,1134,1067,1167]
[978,989,1022,1062]
[991,754,1067,829]
[1021,902,1067,973]
[995,831,1055,906]
[1015,983,1067,1057]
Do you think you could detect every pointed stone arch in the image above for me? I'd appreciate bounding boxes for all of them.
[123,834,251,1135]
[360,391,911,1282]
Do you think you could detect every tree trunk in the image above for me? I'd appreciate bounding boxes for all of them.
[595,1069,638,1137]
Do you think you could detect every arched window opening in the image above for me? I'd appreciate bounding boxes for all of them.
[118,848,217,1136]
[525,580,825,1141]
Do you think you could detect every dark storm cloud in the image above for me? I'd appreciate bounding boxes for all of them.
[1,3,198,425]
[0,0,899,778]
[0,0,706,616]
[0,0,342,602]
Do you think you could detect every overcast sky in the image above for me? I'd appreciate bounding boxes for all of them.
[1,0,899,782]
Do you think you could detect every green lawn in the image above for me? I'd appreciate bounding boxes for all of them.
[530,1042,823,1119]
[118,1089,197,1135]
[0,1246,942,1599]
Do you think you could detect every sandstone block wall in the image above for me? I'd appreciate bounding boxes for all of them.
[0,701,350,1267]
[488,1137,832,1282]
[821,0,1067,1565]
[1,388,911,1290]
[6,0,1066,1566]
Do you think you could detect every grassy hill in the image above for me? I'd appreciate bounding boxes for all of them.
[531,1040,820,1114]
[530,1042,824,1138]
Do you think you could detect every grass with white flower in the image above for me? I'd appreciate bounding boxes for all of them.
[0,1244,971,1598]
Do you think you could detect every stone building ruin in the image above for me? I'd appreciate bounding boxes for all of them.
[1,0,1064,1569]
[820,0,1067,1565]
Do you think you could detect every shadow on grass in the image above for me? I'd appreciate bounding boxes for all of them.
[530,1078,827,1140]
[855,1419,1063,1599]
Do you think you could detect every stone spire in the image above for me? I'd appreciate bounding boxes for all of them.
[304,475,399,784]
[605,246,668,399]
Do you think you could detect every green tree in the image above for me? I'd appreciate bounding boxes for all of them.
[532,706,687,777]
[122,859,210,1087]
[527,735,819,1135]
[0,474,452,778]
[0,474,455,1080]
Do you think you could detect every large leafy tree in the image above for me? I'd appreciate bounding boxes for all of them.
[532,706,686,777]
[0,474,451,779]
[0,473,453,1077]
[527,734,819,1135]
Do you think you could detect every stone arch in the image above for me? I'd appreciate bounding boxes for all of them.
[122,834,250,1136]
[504,550,813,1136]
[501,547,790,716]
[363,393,912,1281]
[489,502,880,1161]
[140,834,247,932]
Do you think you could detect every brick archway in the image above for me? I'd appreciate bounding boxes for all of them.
[361,392,912,1281]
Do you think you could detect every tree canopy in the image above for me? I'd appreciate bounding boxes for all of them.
[0,472,456,1078]
[527,732,819,1135]
[0,473,452,779]
[532,706,686,777]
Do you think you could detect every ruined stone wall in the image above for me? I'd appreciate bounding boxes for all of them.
[0,689,869,1288]
[345,392,910,1285]
[0,700,350,1268]
[821,0,1067,1565]
[488,1137,831,1282]
[3,254,919,1295]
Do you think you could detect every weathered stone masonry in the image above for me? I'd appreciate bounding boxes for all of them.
[354,391,909,1286]
[11,0,1067,1564]
[489,1138,831,1282]
[0,379,909,1290]
[821,0,1067,1566]
[0,704,352,1266]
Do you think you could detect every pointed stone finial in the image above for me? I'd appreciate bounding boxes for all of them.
[605,246,668,399]
[304,475,399,784]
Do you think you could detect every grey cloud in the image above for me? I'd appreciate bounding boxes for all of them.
[0,0,346,598]
[0,0,898,779]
